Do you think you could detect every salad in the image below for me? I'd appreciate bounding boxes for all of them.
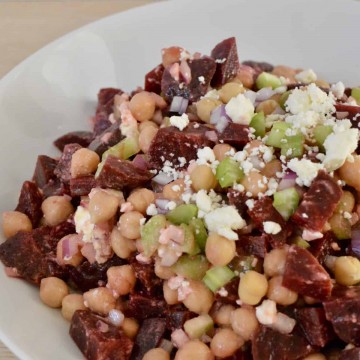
[1,37,360,360]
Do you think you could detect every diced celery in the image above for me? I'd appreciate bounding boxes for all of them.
[256,72,282,90]
[351,87,360,105]
[329,213,351,240]
[314,125,333,147]
[216,157,244,188]
[292,236,310,249]
[250,112,266,138]
[273,187,300,220]
[180,224,200,255]
[203,266,235,292]
[280,133,304,158]
[102,137,140,161]
[140,215,167,257]
[184,314,214,339]
[95,161,104,178]
[265,122,291,148]
[189,218,208,251]
[279,90,291,110]
[166,204,198,225]
[173,255,209,280]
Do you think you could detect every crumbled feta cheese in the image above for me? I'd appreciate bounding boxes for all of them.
[256,300,277,325]
[195,190,212,213]
[170,113,190,131]
[295,69,317,84]
[330,81,345,99]
[74,206,94,242]
[302,229,323,241]
[197,147,216,164]
[285,111,320,136]
[245,199,255,210]
[204,206,246,240]
[166,201,177,211]
[263,221,282,235]
[343,211,352,219]
[204,89,220,100]
[287,158,324,187]
[198,76,205,84]
[146,203,158,216]
[225,93,255,125]
[233,183,245,192]
[215,58,226,64]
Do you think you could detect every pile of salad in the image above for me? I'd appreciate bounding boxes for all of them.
[1,37,360,360]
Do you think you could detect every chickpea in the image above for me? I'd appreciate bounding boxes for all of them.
[238,270,268,305]
[163,280,180,305]
[175,340,214,360]
[315,80,330,89]
[163,179,186,201]
[218,82,244,103]
[335,190,355,214]
[83,287,116,315]
[303,354,326,360]
[263,247,288,277]
[162,46,182,67]
[41,196,74,226]
[213,144,234,161]
[205,233,236,266]
[190,165,217,192]
[107,265,136,296]
[143,348,170,360]
[127,188,155,214]
[88,190,120,224]
[139,126,158,153]
[334,256,360,286]
[129,91,156,122]
[118,211,144,239]
[155,257,176,279]
[338,155,360,191]
[210,328,244,358]
[241,171,268,197]
[40,277,69,308]
[61,294,86,321]
[256,99,278,115]
[212,304,235,326]
[110,227,135,259]
[196,98,222,123]
[183,280,214,314]
[138,120,159,132]
[272,65,296,81]
[267,276,298,305]
[70,148,100,178]
[245,139,263,154]
[56,234,83,267]
[261,159,281,178]
[121,317,139,339]
[235,67,254,89]
[2,211,32,238]
[231,307,259,341]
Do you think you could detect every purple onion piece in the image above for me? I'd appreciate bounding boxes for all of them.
[205,130,218,142]
[152,172,174,185]
[336,111,349,120]
[170,96,189,114]
[277,171,297,191]
[132,154,149,171]
[256,87,277,102]
[351,227,360,258]
[210,105,230,133]
[244,90,257,105]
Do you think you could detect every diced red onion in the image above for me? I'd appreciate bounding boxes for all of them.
[270,313,296,334]
[244,90,257,105]
[171,329,190,348]
[159,339,173,353]
[169,63,180,81]
[96,320,109,333]
[152,172,174,185]
[277,171,297,191]
[273,106,286,115]
[205,130,218,142]
[170,96,189,114]
[61,234,82,261]
[4,267,20,278]
[351,227,360,258]
[132,154,148,171]
[336,111,349,120]
[256,87,276,102]
[210,105,230,133]
[108,309,124,327]
[81,243,96,264]
[180,59,192,84]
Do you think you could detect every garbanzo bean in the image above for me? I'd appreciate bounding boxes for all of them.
[118,211,144,239]
[129,91,156,122]
[183,280,214,314]
[234,66,254,89]
[2,211,32,238]
[212,304,235,326]
[121,317,139,339]
[138,120,159,132]
[155,257,176,279]
[143,348,170,360]
[107,265,137,296]
[261,159,282,178]
[267,276,298,305]
[110,227,136,259]
[190,165,217,192]
[196,98,222,123]
[163,281,180,305]
[334,256,360,286]
[303,354,326,360]
[61,294,86,321]
[70,148,100,178]
[241,171,268,197]
[88,190,120,224]
[139,126,158,153]
[338,155,360,191]
[83,287,116,315]
[238,270,268,305]
[40,277,69,308]
[256,99,278,115]
[127,188,155,214]
[272,65,296,81]
[335,190,355,214]
[41,196,74,226]
[231,307,259,341]
[175,340,214,360]
[315,79,330,89]
[263,247,288,277]
[163,179,186,201]
[213,144,234,161]
[205,233,236,266]
[210,328,244,358]
[218,82,244,103]
[56,235,83,267]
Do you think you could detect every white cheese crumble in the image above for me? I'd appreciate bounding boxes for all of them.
[225,93,255,125]
[295,69,317,83]
[204,89,220,100]
[245,199,255,210]
[256,300,277,325]
[198,76,205,84]
[74,206,94,243]
[195,190,212,214]
[263,221,282,235]
[196,147,216,164]
[287,158,324,187]
[204,206,246,240]
[170,113,190,131]
[166,201,177,211]
[146,203,158,216]
[330,81,345,99]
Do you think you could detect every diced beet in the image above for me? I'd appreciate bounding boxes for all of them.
[54,143,82,183]
[50,219,76,244]
[130,318,167,360]
[96,88,123,115]
[148,124,213,169]
[161,57,216,103]
[339,348,360,360]
[324,286,360,346]
[70,176,96,197]
[32,155,58,189]
[53,131,94,152]
[15,181,43,227]
[309,231,339,266]
[335,103,360,124]
[42,178,69,198]
[144,64,164,94]
[237,234,269,258]
[68,256,125,292]
[215,277,240,305]
[295,307,335,347]
[70,310,133,360]
[217,123,251,148]
[211,37,240,87]
[252,326,313,360]
[96,156,152,191]
[242,60,274,76]
[291,171,342,232]
[282,245,332,300]
[125,294,167,320]
[88,122,123,157]
[227,189,249,214]
[165,306,194,331]
[93,111,112,136]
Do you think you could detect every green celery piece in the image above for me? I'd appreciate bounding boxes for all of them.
[314,125,333,147]
[102,137,140,161]
[216,157,244,188]
[265,122,291,148]
[203,266,235,292]
[184,314,214,339]
[180,224,200,255]
[280,133,305,158]
[189,218,208,251]
[279,90,291,110]
[256,72,282,89]
[351,87,360,105]
[273,187,300,220]
[173,255,210,280]
[250,112,266,137]
[292,236,310,249]
[166,204,198,225]
[329,213,351,240]
[140,215,167,257]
